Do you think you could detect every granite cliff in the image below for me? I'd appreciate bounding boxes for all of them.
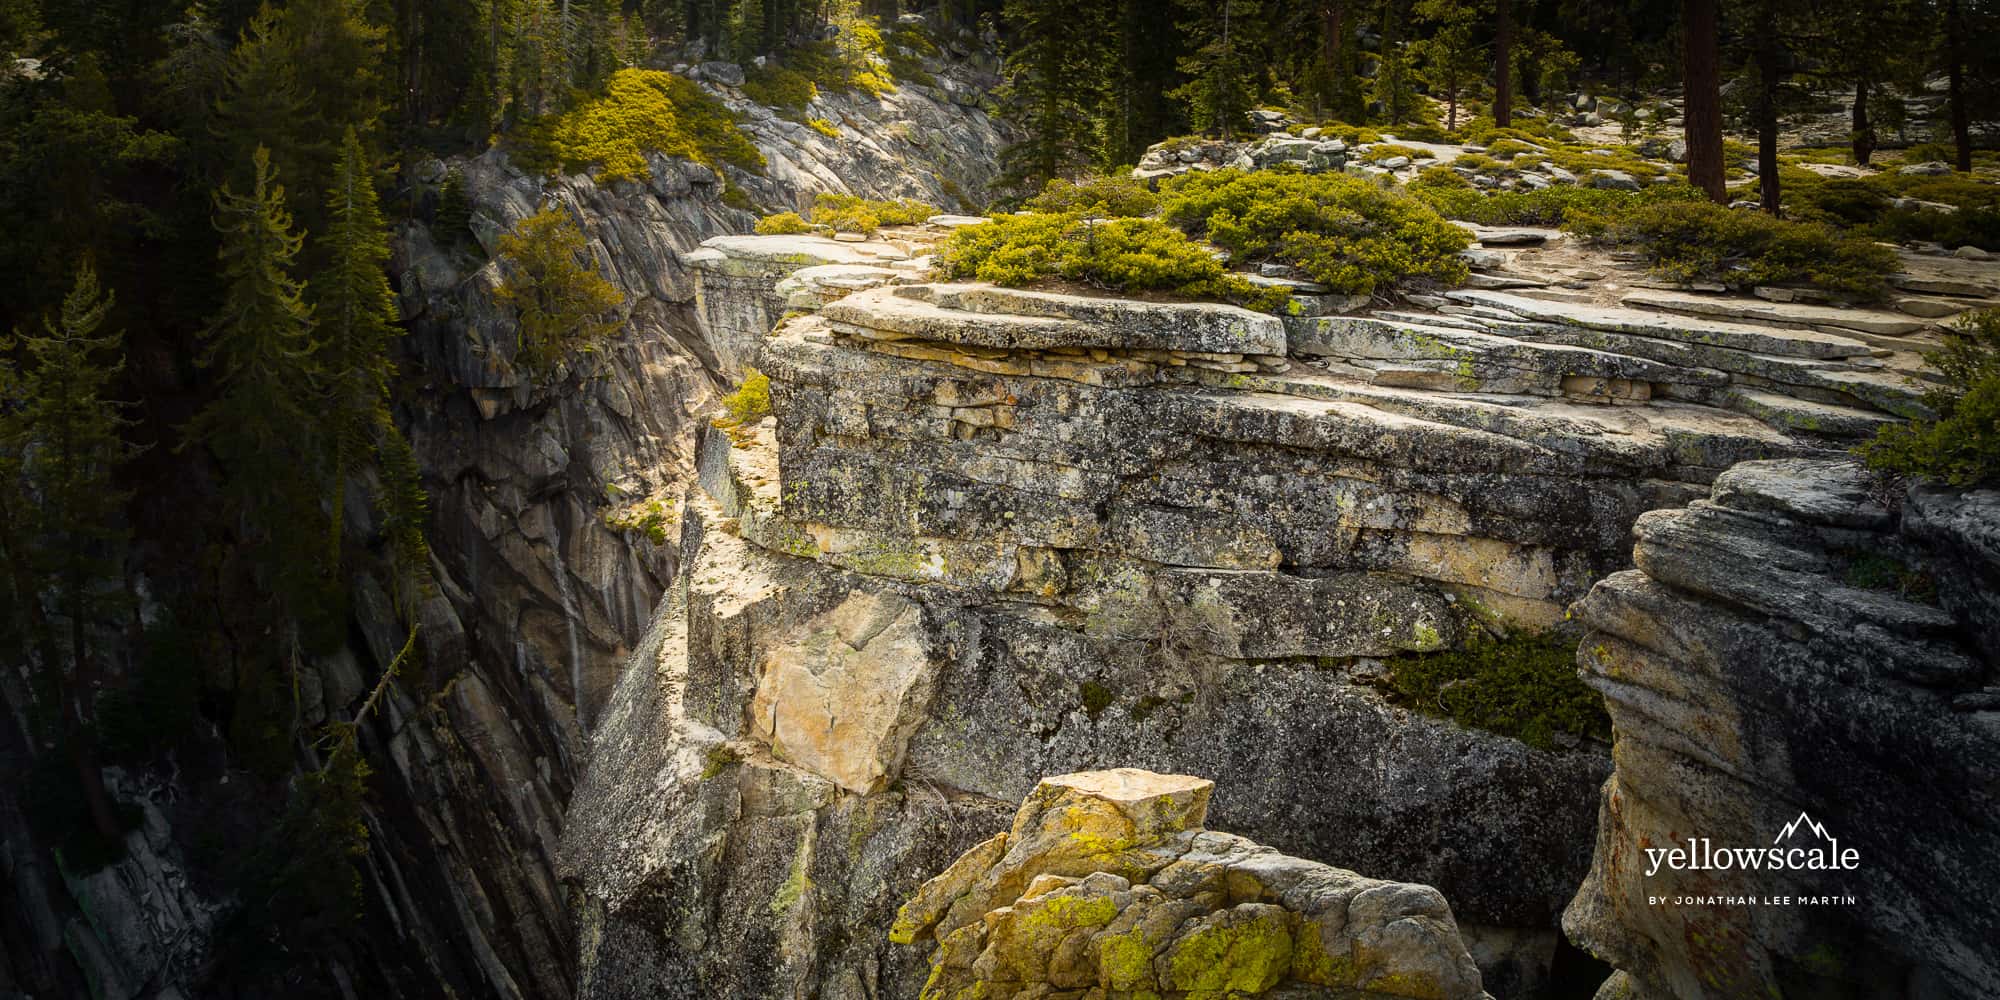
[555,186,1994,997]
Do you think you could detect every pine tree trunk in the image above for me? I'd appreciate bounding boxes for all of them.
[1754,2,1780,216]
[1852,78,1874,166]
[1945,0,1972,172]
[1493,0,1513,127]
[1681,0,1727,203]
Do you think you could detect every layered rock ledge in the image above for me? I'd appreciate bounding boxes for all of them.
[560,220,1979,999]
[1564,459,2000,999]
[893,769,1488,1000]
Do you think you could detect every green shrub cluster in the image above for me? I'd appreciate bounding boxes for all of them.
[884,23,939,87]
[1413,179,1703,227]
[1409,165,1473,190]
[742,62,818,114]
[1457,115,1577,147]
[1383,630,1611,751]
[1859,308,2000,487]
[809,192,938,234]
[1023,174,1160,217]
[754,211,813,235]
[1781,166,2000,252]
[513,69,763,182]
[714,367,774,427]
[1564,196,1898,298]
[1160,168,1470,296]
[937,212,1290,311]
[1361,143,1434,164]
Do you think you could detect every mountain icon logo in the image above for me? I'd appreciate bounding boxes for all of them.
[1773,812,1833,844]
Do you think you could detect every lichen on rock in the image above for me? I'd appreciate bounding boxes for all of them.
[894,769,1487,1000]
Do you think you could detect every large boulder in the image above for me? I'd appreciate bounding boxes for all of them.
[894,769,1489,1000]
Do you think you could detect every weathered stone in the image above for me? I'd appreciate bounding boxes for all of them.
[747,590,935,793]
[1620,289,1932,337]
[821,282,1287,355]
[1565,461,2000,1000]
[896,770,1486,1000]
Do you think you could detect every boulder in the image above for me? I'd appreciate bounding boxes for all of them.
[1587,170,1640,191]
[894,769,1488,1000]
[1899,160,1954,176]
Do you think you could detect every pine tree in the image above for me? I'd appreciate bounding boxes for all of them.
[1371,0,1420,124]
[215,7,317,204]
[1409,0,1485,131]
[190,146,335,627]
[997,0,1114,189]
[313,129,399,567]
[493,206,623,374]
[1172,0,1264,139]
[1,261,136,844]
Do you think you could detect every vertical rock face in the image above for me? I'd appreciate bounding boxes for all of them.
[893,769,1488,1000]
[1564,460,2000,999]
[0,65,1011,1000]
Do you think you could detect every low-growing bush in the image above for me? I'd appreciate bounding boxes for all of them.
[1859,308,2000,487]
[937,212,1290,311]
[1565,196,1898,298]
[808,193,939,234]
[807,117,840,138]
[1160,168,1470,295]
[714,367,774,427]
[754,211,813,235]
[1413,180,1703,227]
[1457,116,1576,148]
[513,69,764,182]
[1410,165,1472,190]
[1023,174,1159,217]
[1484,138,1542,158]
[1308,122,1385,145]
[1362,143,1434,163]
[1382,630,1611,751]
[741,62,818,114]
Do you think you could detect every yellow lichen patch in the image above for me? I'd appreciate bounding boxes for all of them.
[1162,907,1296,997]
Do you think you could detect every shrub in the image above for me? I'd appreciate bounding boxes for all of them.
[755,211,814,235]
[513,69,763,182]
[1450,152,1500,172]
[1859,308,2000,487]
[809,192,938,235]
[937,212,1290,311]
[1160,169,1471,295]
[1311,123,1385,145]
[884,23,938,87]
[714,367,773,427]
[1023,174,1160,217]
[1458,116,1576,147]
[807,117,840,138]
[1413,180,1703,227]
[1564,197,1899,298]
[433,170,472,247]
[1362,143,1434,163]
[1409,165,1473,190]
[1383,630,1611,751]
[1484,138,1541,158]
[742,62,818,114]
[494,208,624,372]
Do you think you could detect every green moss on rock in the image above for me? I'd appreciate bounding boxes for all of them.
[1382,630,1611,750]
